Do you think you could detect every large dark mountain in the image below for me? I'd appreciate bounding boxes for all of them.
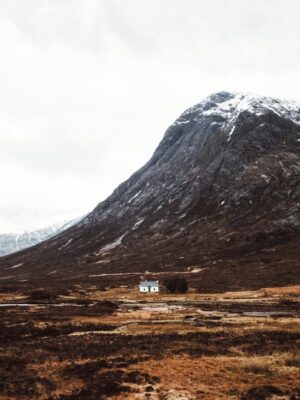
[1,92,300,292]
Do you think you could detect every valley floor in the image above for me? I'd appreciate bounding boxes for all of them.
[0,286,299,400]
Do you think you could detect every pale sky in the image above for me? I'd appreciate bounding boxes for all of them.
[0,0,300,232]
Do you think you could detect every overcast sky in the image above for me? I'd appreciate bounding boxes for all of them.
[0,0,300,232]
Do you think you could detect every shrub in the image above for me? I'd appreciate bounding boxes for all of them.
[164,276,188,293]
[28,290,56,302]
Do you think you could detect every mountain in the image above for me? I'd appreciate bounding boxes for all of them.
[0,217,82,257]
[1,91,299,292]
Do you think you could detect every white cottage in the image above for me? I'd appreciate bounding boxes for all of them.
[139,280,159,293]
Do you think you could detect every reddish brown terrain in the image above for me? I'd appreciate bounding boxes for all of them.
[0,286,300,399]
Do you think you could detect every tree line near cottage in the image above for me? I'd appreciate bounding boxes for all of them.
[163,276,188,293]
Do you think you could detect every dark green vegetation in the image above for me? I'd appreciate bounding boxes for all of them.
[163,276,188,293]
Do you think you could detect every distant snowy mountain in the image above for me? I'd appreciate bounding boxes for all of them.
[0,217,82,256]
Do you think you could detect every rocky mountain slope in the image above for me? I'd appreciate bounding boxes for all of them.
[0,91,299,291]
[0,218,82,257]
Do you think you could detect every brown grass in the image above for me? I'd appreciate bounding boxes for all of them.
[0,284,299,399]
[121,354,300,400]
[84,284,300,303]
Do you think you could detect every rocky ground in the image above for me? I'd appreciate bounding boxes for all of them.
[0,284,299,400]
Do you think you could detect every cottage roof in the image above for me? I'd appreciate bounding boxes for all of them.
[139,280,159,287]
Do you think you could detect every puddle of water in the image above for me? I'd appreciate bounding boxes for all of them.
[52,303,83,307]
[0,303,84,308]
[126,304,185,313]
[196,309,296,318]
[141,307,167,312]
[69,330,116,336]
[197,309,225,317]
[0,304,32,307]
[242,311,291,317]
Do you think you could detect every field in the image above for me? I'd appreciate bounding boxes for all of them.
[0,285,299,400]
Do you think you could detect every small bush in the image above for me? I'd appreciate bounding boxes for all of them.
[242,358,274,376]
[284,351,300,369]
[164,276,188,293]
[244,365,272,375]
[285,358,300,368]
[28,290,56,302]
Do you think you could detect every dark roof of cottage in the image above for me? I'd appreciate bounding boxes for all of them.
[139,280,159,286]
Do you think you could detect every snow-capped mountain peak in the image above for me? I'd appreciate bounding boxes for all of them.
[177,91,300,127]
[172,91,300,144]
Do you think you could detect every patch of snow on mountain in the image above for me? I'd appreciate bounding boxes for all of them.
[132,218,145,230]
[58,238,73,251]
[227,125,235,142]
[10,263,23,269]
[128,190,142,203]
[176,119,190,125]
[178,213,186,219]
[180,92,300,128]
[100,233,127,252]
[261,174,270,182]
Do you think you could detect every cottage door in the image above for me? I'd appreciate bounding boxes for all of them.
[148,285,151,292]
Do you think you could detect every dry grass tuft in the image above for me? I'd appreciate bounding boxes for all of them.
[241,358,275,376]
